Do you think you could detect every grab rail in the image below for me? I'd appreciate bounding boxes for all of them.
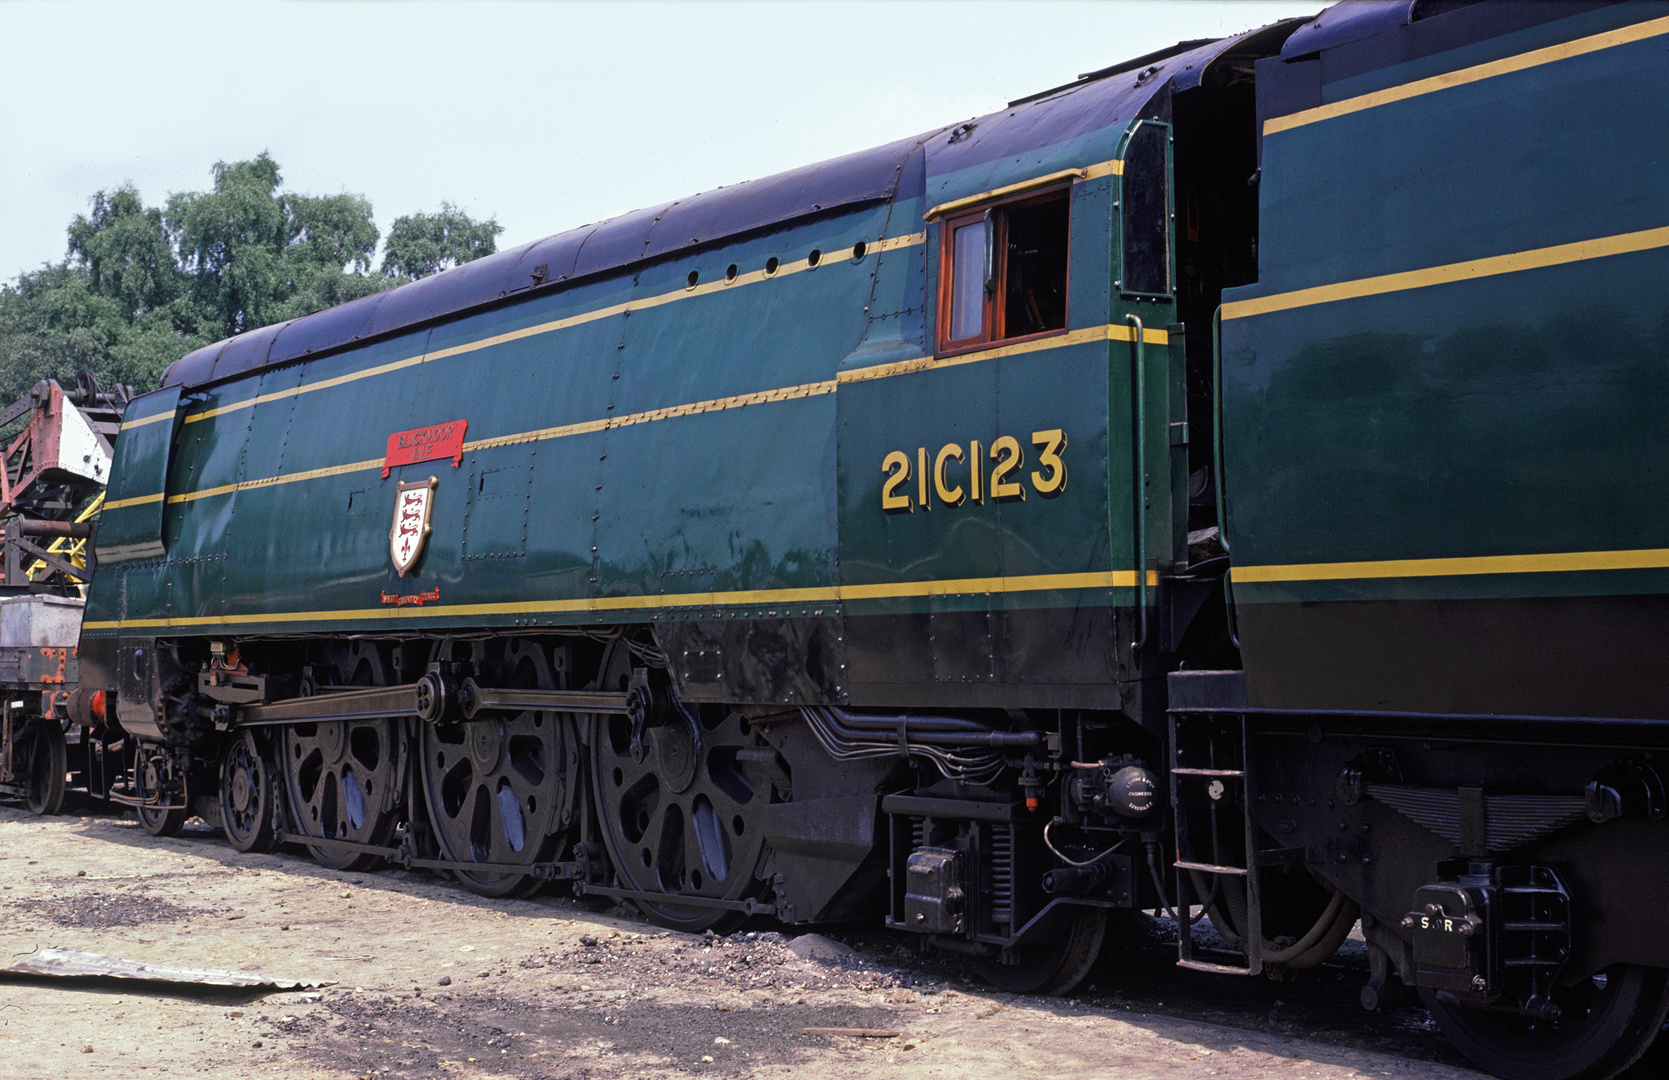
[1128,313,1149,650]
[1212,306,1240,648]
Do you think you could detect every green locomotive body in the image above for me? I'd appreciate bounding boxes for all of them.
[89,137,1176,717]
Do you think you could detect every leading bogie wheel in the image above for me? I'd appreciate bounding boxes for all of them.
[420,638,579,897]
[1420,965,1669,1080]
[134,747,187,837]
[23,718,67,816]
[590,641,774,934]
[219,729,280,853]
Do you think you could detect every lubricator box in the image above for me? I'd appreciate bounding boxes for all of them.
[0,594,83,648]
[1407,879,1493,993]
[903,848,966,934]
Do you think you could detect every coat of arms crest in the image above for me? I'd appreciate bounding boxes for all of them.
[390,477,437,577]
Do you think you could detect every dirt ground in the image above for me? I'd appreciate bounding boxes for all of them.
[0,801,1486,1080]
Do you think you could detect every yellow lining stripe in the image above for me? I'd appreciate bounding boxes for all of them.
[1264,13,1669,136]
[1232,548,1669,584]
[923,158,1126,222]
[926,168,1085,221]
[82,568,1160,630]
[101,493,166,511]
[837,322,1166,385]
[107,320,1160,510]
[1221,223,1669,321]
[174,233,926,427]
[120,411,176,431]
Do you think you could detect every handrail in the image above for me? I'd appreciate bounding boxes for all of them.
[1212,306,1240,648]
[1128,313,1148,650]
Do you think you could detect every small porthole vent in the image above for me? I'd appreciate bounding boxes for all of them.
[685,270,700,290]
[725,263,739,283]
[807,248,822,268]
[851,241,867,262]
[764,256,780,277]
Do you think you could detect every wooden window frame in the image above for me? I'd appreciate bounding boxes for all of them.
[935,184,1073,358]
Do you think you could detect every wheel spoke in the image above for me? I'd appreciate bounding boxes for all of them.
[495,778,527,855]
[656,805,686,893]
[689,794,732,888]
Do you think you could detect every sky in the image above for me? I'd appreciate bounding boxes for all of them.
[0,0,1325,283]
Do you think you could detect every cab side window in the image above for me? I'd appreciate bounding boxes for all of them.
[937,187,1070,354]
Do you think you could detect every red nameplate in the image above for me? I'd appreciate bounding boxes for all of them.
[383,420,467,478]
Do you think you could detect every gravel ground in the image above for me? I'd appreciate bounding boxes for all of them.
[0,800,1490,1080]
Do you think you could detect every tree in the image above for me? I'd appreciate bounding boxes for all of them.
[382,203,503,280]
[0,154,501,409]
[0,263,196,409]
[66,186,183,322]
[165,153,385,337]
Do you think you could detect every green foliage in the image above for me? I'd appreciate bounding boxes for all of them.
[66,186,183,320]
[382,202,503,280]
[166,153,386,337]
[0,264,196,410]
[0,154,500,409]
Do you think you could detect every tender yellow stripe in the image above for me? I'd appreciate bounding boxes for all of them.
[1232,547,1669,584]
[82,568,1160,630]
[1265,13,1669,136]
[181,232,926,426]
[1222,224,1669,321]
[837,321,1167,385]
[102,493,165,510]
[120,411,177,432]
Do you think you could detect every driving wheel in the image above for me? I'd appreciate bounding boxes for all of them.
[420,638,580,897]
[591,643,774,933]
[280,642,406,870]
[134,745,187,837]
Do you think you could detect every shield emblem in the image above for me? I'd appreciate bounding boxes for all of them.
[390,477,437,577]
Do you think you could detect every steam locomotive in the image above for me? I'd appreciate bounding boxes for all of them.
[13,3,1669,1077]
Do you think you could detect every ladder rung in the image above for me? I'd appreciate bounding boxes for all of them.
[1171,767,1245,777]
[1175,860,1248,876]
[1502,921,1565,932]
[1177,958,1254,975]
